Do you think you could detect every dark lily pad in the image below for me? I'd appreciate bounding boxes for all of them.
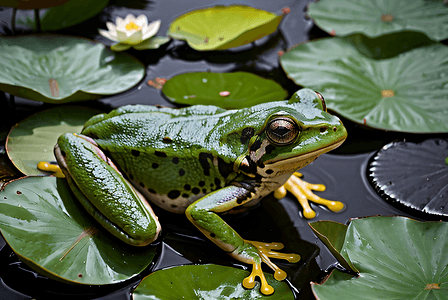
[0,0,69,9]
[308,0,448,41]
[0,34,145,103]
[28,0,109,31]
[369,139,448,218]
[311,216,448,299]
[162,72,288,108]
[133,264,294,299]
[6,106,102,176]
[280,42,448,133]
[0,176,157,284]
[167,5,284,51]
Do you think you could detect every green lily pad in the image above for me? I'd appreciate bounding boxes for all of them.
[6,106,102,176]
[281,41,448,133]
[162,72,288,108]
[133,264,294,300]
[308,0,448,41]
[311,216,448,299]
[0,34,145,103]
[167,5,284,51]
[0,176,157,284]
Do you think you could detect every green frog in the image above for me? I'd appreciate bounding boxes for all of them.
[42,88,347,295]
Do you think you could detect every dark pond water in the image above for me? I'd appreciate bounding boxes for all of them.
[0,1,447,299]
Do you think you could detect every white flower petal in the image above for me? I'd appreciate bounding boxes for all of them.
[135,14,148,27]
[106,22,116,32]
[116,23,127,32]
[99,29,119,42]
[115,16,124,26]
[124,14,136,22]
[142,19,161,40]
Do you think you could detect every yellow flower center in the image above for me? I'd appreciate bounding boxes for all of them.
[125,21,142,31]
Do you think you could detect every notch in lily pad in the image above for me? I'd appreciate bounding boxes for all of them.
[167,5,286,51]
[310,216,448,299]
[161,72,288,109]
[0,34,145,103]
[133,264,294,299]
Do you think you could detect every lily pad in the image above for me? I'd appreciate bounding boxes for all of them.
[162,72,288,108]
[311,216,448,299]
[309,221,357,273]
[167,5,284,51]
[369,139,448,218]
[133,264,294,300]
[6,106,102,176]
[32,0,109,31]
[0,34,145,103]
[0,176,157,284]
[308,0,448,41]
[280,42,448,133]
[0,0,69,9]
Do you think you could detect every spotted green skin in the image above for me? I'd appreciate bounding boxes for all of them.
[56,88,347,249]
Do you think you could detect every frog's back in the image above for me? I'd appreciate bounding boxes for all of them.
[81,105,240,213]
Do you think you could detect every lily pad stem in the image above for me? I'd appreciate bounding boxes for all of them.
[34,9,41,32]
[11,8,17,34]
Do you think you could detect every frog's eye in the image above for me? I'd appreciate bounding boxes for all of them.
[266,117,300,146]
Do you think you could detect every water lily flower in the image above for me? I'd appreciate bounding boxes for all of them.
[99,14,170,51]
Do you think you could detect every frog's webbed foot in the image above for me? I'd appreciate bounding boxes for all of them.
[274,172,344,219]
[37,161,65,178]
[240,240,300,295]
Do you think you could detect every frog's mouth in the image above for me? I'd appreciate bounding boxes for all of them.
[264,137,346,168]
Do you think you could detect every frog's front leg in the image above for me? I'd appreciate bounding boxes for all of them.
[274,172,344,219]
[185,185,300,295]
[54,133,161,246]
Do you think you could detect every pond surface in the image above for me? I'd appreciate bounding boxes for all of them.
[0,0,447,299]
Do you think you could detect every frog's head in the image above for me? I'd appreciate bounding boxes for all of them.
[233,88,347,180]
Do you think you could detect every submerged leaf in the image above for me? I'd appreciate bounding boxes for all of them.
[133,264,294,299]
[6,106,102,176]
[0,176,157,284]
[167,5,283,50]
[0,34,145,103]
[162,72,288,108]
[312,216,448,299]
[308,0,448,41]
[281,42,448,133]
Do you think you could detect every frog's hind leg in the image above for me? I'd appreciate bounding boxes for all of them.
[185,185,300,295]
[274,172,344,219]
[48,133,161,246]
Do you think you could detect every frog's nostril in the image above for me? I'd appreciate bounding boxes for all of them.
[333,126,337,132]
